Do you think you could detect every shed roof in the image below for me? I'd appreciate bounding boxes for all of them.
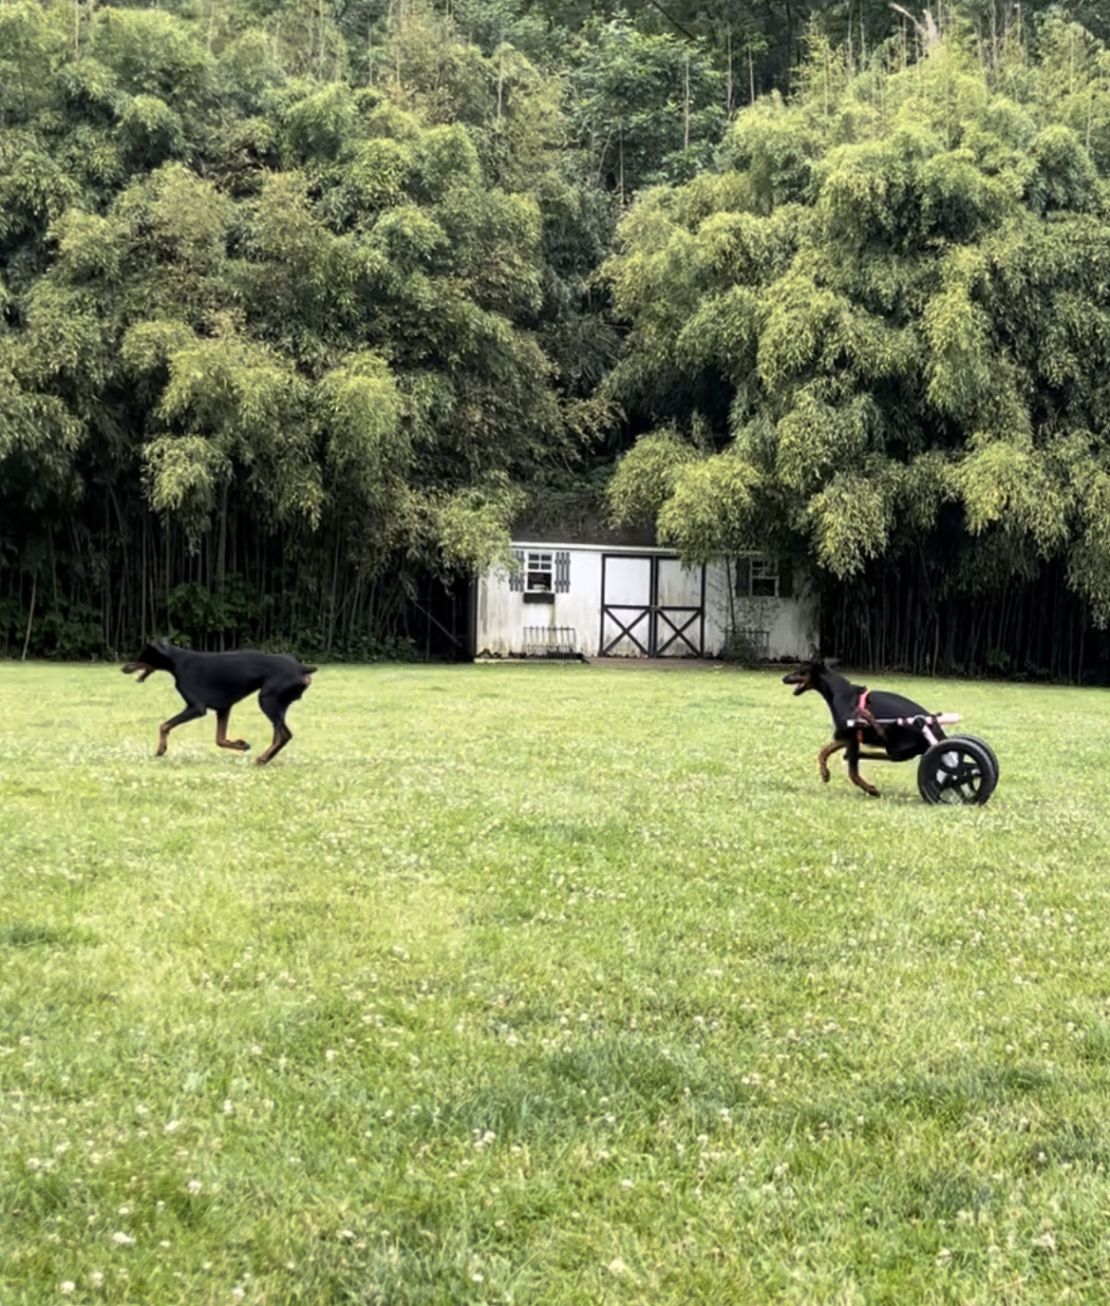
[510,521,657,547]
[511,490,655,548]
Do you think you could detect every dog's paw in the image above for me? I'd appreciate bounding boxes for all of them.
[819,769,830,784]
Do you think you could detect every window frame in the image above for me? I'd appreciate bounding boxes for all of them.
[748,556,779,598]
[525,550,555,594]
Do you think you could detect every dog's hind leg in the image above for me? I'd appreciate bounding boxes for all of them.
[818,739,845,783]
[156,703,206,756]
[215,709,250,752]
[254,692,292,766]
[845,738,880,798]
[848,768,880,798]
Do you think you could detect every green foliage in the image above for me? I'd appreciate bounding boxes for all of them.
[25,601,103,658]
[118,95,186,169]
[318,351,406,501]
[604,22,1110,623]
[657,452,761,563]
[89,7,212,106]
[569,15,728,195]
[166,574,261,641]
[434,474,526,574]
[11,0,1110,662]
[0,0,609,654]
[142,435,231,528]
[284,82,357,161]
[0,350,84,501]
[606,426,700,526]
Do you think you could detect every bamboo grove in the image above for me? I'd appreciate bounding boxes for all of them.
[5,0,1110,676]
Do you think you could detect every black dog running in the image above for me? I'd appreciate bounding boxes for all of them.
[122,641,316,765]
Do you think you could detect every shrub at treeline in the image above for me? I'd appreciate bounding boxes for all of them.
[3,0,1110,675]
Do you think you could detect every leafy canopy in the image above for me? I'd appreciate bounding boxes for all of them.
[604,22,1110,622]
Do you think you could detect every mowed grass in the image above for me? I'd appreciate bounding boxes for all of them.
[2,662,1110,1304]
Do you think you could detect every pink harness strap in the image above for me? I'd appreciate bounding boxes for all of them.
[856,690,870,743]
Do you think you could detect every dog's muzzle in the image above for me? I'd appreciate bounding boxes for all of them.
[122,662,154,682]
[782,672,809,696]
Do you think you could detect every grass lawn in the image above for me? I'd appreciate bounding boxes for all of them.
[2,660,1109,1304]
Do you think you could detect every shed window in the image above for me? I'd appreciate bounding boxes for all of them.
[526,552,554,592]
[749,557,779,597]
[736,555,792,599]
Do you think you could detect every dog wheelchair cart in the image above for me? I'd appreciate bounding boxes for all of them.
[845,710,1000,806]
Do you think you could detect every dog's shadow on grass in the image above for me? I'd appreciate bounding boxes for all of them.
[776,774,923,806]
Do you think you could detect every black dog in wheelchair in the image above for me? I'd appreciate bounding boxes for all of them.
[122,641,316,766]
[782,659,999,804]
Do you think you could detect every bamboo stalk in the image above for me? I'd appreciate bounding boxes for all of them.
[22,574,37,661]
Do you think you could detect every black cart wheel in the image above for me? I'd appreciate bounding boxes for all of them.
[952,734,999,781]
[917,735,999,806]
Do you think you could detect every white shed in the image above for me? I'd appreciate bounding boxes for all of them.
[474,535,817,661]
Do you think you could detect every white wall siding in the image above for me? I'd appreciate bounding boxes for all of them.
[477,548,603,659]
[702,562,818,662]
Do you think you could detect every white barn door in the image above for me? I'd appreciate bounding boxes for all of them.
[654,556,704,656]
[600,554,705,657]
[600,555,653,656]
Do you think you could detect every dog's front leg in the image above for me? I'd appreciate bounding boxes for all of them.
[156,703,206,755]
[818,739,844,783]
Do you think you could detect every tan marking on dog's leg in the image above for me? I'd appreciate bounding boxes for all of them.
[255,725,290,766]
[818,740,845,783]
[215,709,250,751]
[849,767,881,798]
[154,703,205,756]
